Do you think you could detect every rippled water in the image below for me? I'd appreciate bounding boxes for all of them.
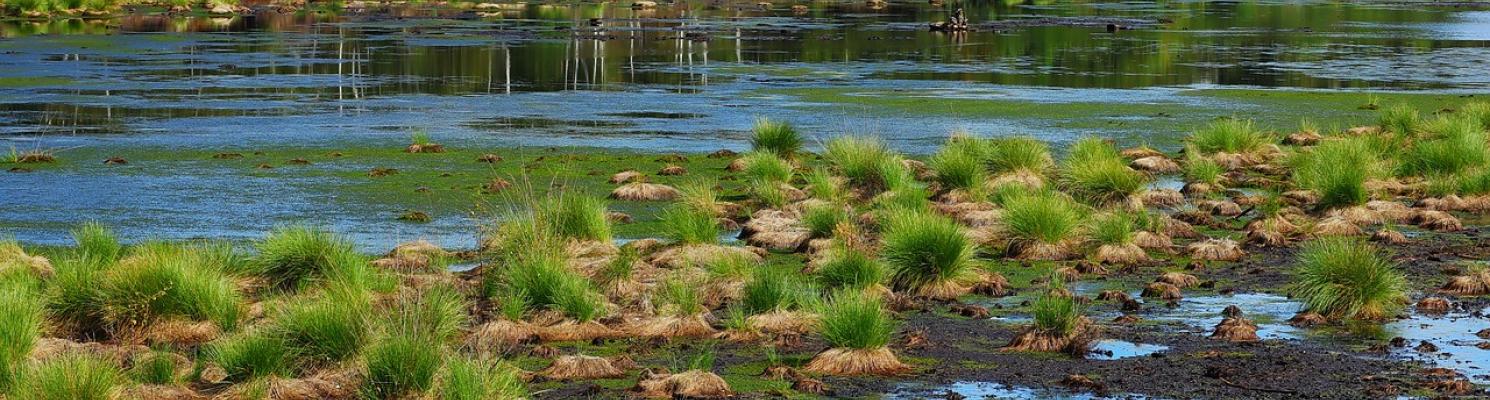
[4,0,1490,246]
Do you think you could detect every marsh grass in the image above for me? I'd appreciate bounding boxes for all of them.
[0,281,42,391]
[1379,104,1420,135]
[363,331,442,398]
[1061,137,1148,206]
[656,276,705,316]
[1089,211,1138,245]
[410,129,432,146]
[274,286,370,365]
[660,204,719,245]
[1183,148,1224,186]
[210,331,294,382]
[1400,115,1489,177]
[1031,280,1082,336]
[12,354,122,400]
[675,178,720,216]
[740,267,812,314]
[1292,138,1382,209]
[506,252,605,322]
[101,243,243,331]
[1288,238,1406,321]
[1189,118,1272,154]
[72,222,122,263]
[740,151,795,184]
[535,193,611,242]
[1002,191,1084,245]
[254,225,359,289]
[880,209,974,294]
[802,203,848,238]
[985,136,1053,174]
[823,135,899,190]
[929,139,988,191]
[816,244,886,290]
[817,291,895,350]
[750,118,803,159]
[440,356,525,400]
[1461,101,1490,130]
[129,351,179,385]
[804,167,846,201]
[595,246,638,288]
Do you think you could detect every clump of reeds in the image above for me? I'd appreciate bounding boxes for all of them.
[1001,190,1085,260]
[750,118,803,159]
[1060,137,1149,206]
[801,290,907,376]
[1291,137,1383,209]
[1287,238,1406,322]
[879,209,975,300]
[1188,118,1272,155]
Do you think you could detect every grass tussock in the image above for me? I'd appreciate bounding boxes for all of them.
[1060,137,1149,206]
[817,244,887,290]
[0,280,43,392]
[100,242,243,332]
[254,225,360,289]
[1399,115,1489,177]
[1002,190,1085,251]
[440,356,526,400]
[1379,104,1420,135]
[816,290,895,350]
[802,202,849,238]
[505,251,606,322]
[535,193,612,242]
[823,135,902,191]
[11,354,122,400]
[1292,137,1384,209]
[210,330,294,382]
[740,267,813,314]
[880,209,975,299]
[1288,238,1406,321]
[1188,118,1272,154]
[273,285,371,365]
[660,204,720,245]
[984,136,1054,175]
[929,137,989,192]
[750,118,803,159]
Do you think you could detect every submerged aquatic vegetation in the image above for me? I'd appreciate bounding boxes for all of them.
[750,118,803,159]
[1292,137,1383,209]
[1188,118,1272,154]
[1060,137,1148,206]
[880,209,975,298]
[1288,238,1406,321]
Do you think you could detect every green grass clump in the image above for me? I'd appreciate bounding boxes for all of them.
[750,118,803,159]
[363,332,443,398]
[1031,281,1083,336]
[984,136,1053,175]
[817,291,895,350]
[879,209,975,295]
[100,243,242,330]
[823,135,899,190]
[740,150,795,184]
[11,354,122,400]
[505,252,605,322]
[660,204,719,245]
[1460,102,1490,130]
[802,203,848,238]
[1002,191,1084,246]
[209,331,294,382]
[1399,115,1489,177]
[129,351,179,385]
[0,282,42,391]
[71,222,123,263]
[1089,211,1138,245]
[803,167,846,201]
[1188,118,1272,154]
[1292,138,1382,209]
[740,268,812,314]
[1288,238,1406,321]
[1060,137,1148,206]
[1379,104,1420,135]
[1183,149,1224,185]
[3,0,51,14]
[929,138,989,191]
[274,287,371,365]
[254,225,360,289]
[655,277,706,316]
[816,244,886,290]
[535,193,612,242]
[439,356,526,400]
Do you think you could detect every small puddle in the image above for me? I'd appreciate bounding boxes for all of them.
[1380,307,1490,383]
[1088,339,1169,360]
[891,381,1155,399]
[1135,292,1303,340]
